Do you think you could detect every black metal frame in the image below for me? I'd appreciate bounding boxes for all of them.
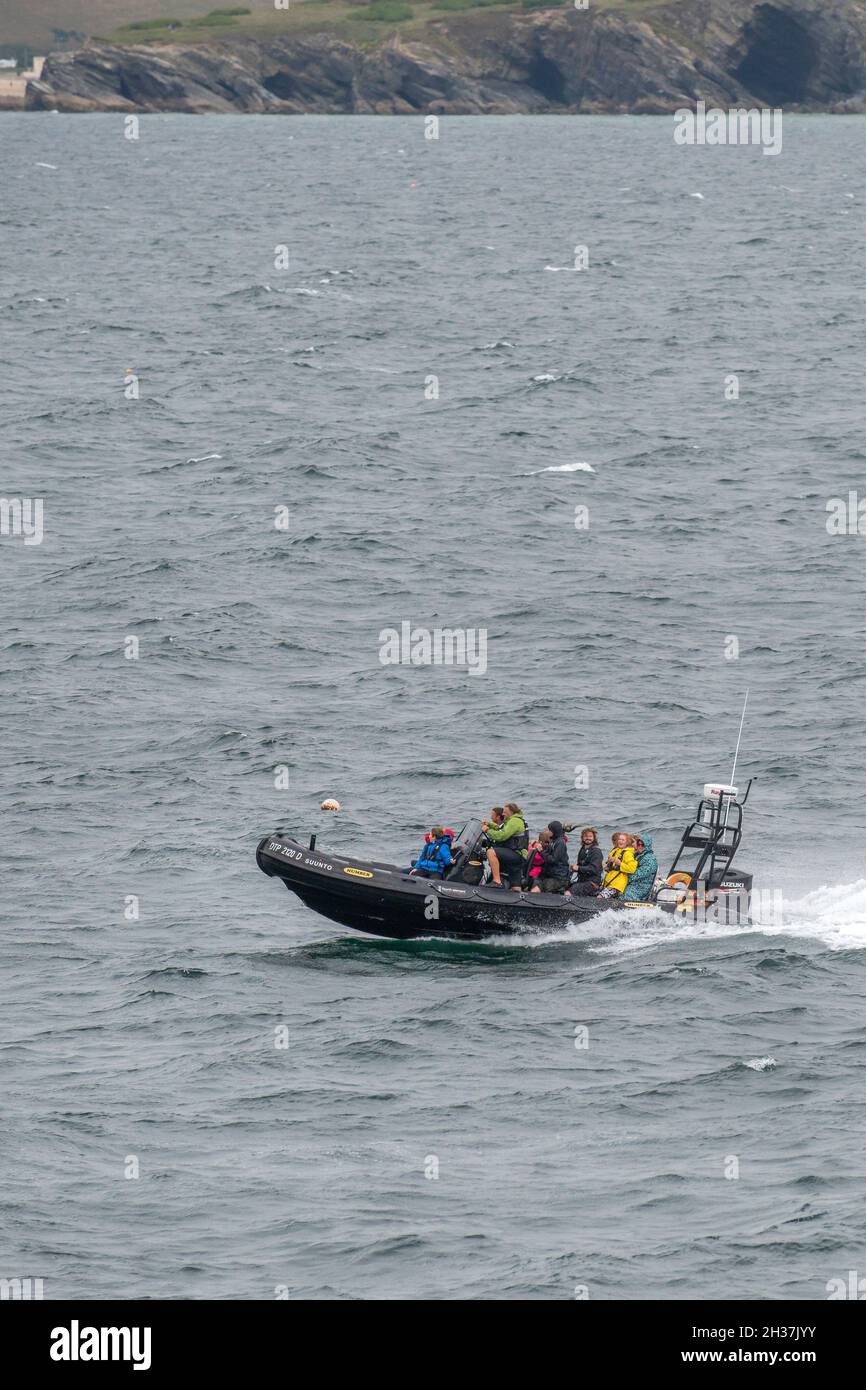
[666,779,753,888]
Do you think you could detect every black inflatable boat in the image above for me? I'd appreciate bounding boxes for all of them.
[256,782,754,940]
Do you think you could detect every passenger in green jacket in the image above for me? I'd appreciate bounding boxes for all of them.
[483,801,529,889]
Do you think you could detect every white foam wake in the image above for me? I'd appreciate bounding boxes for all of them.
[485,880,866,954]
[529,461,595,474]
[754,878,866,952]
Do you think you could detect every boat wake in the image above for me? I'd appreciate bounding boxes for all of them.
[483,880,866,955]
[752,878,866,952]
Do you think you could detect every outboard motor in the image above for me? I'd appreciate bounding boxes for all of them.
[657,780,754,924]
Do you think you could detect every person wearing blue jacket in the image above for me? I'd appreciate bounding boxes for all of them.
[622,834,658,902]
[410,827,454,879]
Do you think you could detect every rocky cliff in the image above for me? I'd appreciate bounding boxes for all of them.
[24,0,866,115]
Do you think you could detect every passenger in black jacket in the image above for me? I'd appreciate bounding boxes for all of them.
[531,820,572,895]
[570,827,604,897]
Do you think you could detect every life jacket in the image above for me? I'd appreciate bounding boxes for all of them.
[603,845,638,892]
[415,833,453,874]
[526,847,545,878]
[495,816,529,855]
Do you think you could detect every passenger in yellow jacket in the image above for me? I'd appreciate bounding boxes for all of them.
[602,833,638,893]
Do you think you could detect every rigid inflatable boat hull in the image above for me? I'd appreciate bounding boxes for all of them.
[256,834,646,940]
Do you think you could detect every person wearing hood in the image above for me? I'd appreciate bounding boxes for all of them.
[622,834,658,902]
[532,820,572,895]
[410,826,454,879]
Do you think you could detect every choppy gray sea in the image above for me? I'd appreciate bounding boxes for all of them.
[3,113,866,1300]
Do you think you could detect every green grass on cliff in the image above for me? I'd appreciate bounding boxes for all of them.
[107,0,508,46]
[0,0,674,54]
[106,0,670,49]
[355,1,415,20]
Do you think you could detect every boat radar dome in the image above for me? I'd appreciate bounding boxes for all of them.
[703,783,738,802]
[320,798,341,812]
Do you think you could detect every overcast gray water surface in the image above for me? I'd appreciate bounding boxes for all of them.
[3,113,866,1300]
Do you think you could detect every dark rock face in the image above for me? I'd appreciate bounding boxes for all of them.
[733,6,819,104]
[727,2,866,106]
[24,1,866,115]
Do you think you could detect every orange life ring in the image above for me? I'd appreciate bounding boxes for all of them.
[666,872,693,889]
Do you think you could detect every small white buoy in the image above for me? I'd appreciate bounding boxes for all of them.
[320,798,341,812]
